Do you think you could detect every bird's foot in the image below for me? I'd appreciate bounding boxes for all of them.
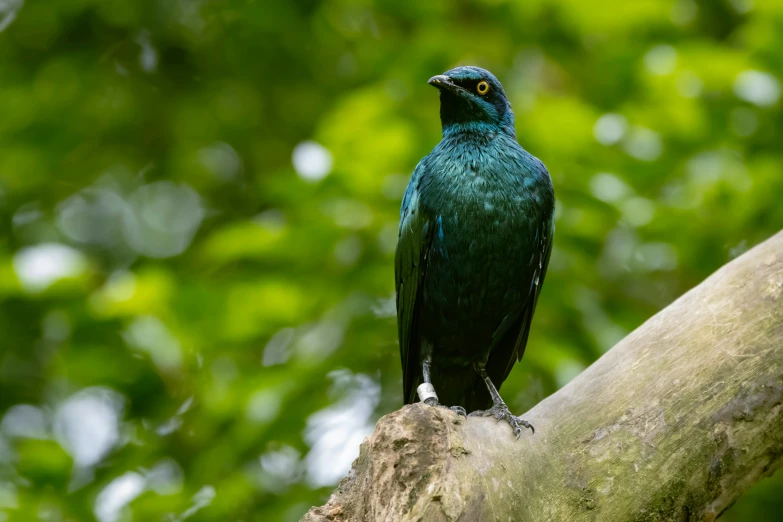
[468,404,534,438]
[423,397,467,417]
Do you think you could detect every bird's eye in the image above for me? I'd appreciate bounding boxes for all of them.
[476,81,489,95]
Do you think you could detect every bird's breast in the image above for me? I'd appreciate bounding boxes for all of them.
[419,143,551,324]
[424,187,536,319]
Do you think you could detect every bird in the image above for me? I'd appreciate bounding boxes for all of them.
[395,66,554,438]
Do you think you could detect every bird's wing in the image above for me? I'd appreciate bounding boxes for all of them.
[489,212,555,386]
[395,161,433,404]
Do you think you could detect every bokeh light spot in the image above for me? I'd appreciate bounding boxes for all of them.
[590,173,631,203]
[593,114,627,145]
[734,70,780,107]
[13,243,88,293]
[644,45,677,76]
[623,127,663,161]
[292,141,333,182]
[53,387,123,468]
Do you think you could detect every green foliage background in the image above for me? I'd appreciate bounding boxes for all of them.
[0,0,781,520]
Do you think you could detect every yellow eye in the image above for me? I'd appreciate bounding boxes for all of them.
[476,81,489,95]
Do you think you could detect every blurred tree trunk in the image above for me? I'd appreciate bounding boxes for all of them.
[301,231,783,522]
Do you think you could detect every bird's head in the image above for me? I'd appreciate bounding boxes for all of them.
[428,66,514,136]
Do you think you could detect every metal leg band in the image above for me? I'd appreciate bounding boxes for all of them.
[417,383,438,403]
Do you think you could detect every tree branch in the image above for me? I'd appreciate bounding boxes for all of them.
[302,230,783,522]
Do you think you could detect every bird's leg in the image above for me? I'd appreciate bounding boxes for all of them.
[468,363,534,438]
[417,352,467,417]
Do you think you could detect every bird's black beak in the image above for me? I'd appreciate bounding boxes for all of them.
[428,75,461,93]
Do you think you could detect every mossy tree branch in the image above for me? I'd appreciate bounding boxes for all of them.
[303,230,783,522]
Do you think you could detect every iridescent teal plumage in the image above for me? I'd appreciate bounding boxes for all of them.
[395,66,554,437]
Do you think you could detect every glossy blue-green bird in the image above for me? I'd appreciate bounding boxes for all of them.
[395,66,554,438]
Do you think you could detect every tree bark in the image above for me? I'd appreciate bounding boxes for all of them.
[302,230,783,522]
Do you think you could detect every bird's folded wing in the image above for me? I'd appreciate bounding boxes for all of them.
[490,214,555,385]
[395,161,433,404]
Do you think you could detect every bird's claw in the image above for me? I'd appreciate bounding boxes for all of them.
[423,398,467,417]
[468,404,534,438]
[449,405,467,417]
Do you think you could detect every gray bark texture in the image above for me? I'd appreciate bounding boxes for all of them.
[302,230,783,522]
